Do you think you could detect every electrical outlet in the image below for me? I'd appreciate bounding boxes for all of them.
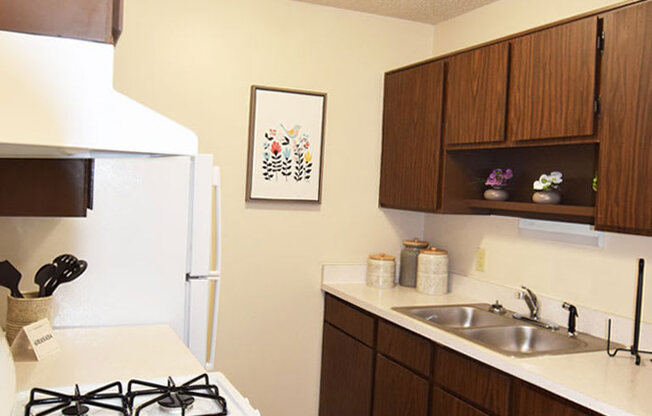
[475,247,486,272]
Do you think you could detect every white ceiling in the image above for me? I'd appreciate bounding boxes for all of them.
[294,0,499,25]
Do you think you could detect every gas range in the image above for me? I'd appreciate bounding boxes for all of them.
[13,373,260,416]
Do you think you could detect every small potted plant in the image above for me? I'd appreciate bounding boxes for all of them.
[483,168,513,201]
[532,171,563,204]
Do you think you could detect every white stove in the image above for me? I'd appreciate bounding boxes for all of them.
[1,326,260,416]
[12,372,260,416]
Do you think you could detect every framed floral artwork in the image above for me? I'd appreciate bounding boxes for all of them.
[246,85,327,202]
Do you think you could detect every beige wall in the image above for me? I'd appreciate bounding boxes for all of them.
[425,0,652,324]
[114,1,432,414]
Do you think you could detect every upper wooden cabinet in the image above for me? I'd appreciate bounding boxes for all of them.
[0,159,94,217]
[379,0,652,236]
[595,0,652,236]
[507,17,599,141]
[444,42,510,145]
[0,0,123,44]
[379,61,445,212]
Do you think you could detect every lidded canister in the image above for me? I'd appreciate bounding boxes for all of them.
[417,248,449,295]
[399,238,429,287]
[366,254,396,289]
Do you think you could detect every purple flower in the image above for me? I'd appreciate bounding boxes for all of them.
[485,168,513,188]
[485,177,501,187]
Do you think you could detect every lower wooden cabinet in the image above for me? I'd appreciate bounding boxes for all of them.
[373,355,429,416]
[434,346,510,416]
[511,382,600,416]
[319,322,374,416]
[432,387,489,416]
[320,294,604,416]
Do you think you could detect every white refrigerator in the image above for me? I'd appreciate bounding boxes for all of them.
[0,155,221,369]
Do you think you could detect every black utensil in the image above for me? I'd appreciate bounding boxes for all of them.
[45,260,87,296]
[35,263,56,297]
[0,260,23,298]
[43,254,78,296]
[53,254,77,268]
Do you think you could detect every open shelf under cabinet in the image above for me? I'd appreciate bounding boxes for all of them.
[466,199,595,223]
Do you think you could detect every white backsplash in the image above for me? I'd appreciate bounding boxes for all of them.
[322,263,652,351]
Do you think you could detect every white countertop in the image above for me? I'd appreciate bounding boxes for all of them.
[323,282,652,416]
[14,325,204,392]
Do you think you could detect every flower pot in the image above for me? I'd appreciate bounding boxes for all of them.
[483,188,509,201]
[532,190,561,204]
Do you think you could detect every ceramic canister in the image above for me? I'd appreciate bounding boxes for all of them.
[417,248,449,295]
[5,291,53,345]
[399,238,429,287]
[366,254,396,289]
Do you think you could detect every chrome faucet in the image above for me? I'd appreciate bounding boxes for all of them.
[513,286,559,331]
[517,286,539,319]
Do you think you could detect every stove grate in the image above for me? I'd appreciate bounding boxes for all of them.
[127,374,227,416]
[25,382,128,416]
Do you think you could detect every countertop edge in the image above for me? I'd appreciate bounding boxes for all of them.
[322,283,635,416]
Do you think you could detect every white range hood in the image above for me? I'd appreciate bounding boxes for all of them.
[0,30,198,158]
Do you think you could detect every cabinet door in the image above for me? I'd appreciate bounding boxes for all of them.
[373,354,429,416]
[507,17,598,141]
[512,382,600,416]
[433,346,510,416]
[432,387,489,416]
[377,320,431,376]
[0,159,93,217]
[319,323,374,416]
[596,1,652,236]
[379,61,444,212]
[445,42,509,145]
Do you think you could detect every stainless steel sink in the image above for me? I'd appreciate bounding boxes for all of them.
[396,304,512,328]
[461,325,606,357]
[393,303,613,358]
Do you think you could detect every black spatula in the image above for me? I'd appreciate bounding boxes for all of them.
[35,263,56,297]
[0,260,23,298]
[43,254,78,296]
[45,260,87,296]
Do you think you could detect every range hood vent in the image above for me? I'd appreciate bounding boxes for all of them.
[0,29,198,158]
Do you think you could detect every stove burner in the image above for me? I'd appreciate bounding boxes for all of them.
[128,374,227,416]
[157,393,195,409]
[62,405,90,416]
[25,382,127,416]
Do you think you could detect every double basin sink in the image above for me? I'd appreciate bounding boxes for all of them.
[393,304,609,358]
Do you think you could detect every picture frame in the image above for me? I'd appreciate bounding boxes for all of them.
[245,85,327,203]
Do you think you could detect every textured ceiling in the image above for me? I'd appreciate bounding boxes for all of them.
[294,0,499,25]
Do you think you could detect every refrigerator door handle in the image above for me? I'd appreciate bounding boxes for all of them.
[209,166,221,276]
[205,276,220,370]
[185,158,222,369]
[203,167,221,369]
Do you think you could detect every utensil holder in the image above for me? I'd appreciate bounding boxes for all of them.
[5,291,53,345]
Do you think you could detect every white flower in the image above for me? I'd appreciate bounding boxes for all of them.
[539,174,550,184]
[550,171,563,184]
[533,180,544,190]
